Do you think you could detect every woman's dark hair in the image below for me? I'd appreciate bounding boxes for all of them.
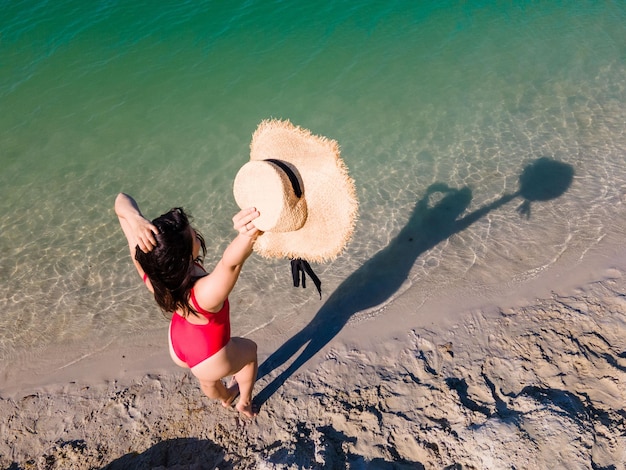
[135,207,207,316]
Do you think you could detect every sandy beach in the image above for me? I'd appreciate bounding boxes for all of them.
[1,232,625,470]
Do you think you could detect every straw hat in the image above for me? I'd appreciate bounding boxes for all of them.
[233,119,358,264]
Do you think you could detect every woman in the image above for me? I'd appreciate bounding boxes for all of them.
[115,192,260,418]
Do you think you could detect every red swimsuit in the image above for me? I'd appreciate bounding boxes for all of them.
[170,292,231,367]
[143,271,231,367]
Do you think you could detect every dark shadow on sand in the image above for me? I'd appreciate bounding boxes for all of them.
[255,157,574,407]
[98,432,427,469]
[102,437,226,469]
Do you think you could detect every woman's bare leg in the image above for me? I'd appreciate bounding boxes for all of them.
[234,358,258,417]
[228,338,258,417]
[198,379,238,407]
[191,337,258,417]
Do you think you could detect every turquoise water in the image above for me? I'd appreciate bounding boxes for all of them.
[1,1,626,362]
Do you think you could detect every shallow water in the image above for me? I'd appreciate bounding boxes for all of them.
[1,1,625,362]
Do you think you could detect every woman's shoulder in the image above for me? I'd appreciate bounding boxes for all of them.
[190,274,226,314]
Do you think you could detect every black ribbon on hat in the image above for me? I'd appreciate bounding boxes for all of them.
[265,159,302,197]
[291,258,322,299]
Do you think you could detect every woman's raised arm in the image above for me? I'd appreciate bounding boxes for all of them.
[192,207,260,311]
[114,193,159,282]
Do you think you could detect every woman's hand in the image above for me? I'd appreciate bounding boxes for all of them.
[115,193,159,253]
[129,214,159,252]
[233,207,261,238]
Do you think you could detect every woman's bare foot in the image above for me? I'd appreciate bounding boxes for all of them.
[235,401,258,418]
[221,377,239,408]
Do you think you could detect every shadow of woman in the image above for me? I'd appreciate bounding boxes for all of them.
[102,437,225,469]
[254,157,574,407]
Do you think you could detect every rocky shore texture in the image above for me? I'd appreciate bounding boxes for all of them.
[2,268,626,469]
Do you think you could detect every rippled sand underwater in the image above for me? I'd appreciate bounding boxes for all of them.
[1,1,625,357]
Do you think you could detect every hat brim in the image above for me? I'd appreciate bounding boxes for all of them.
[245,119,358,263]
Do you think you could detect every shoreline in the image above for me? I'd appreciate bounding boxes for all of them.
[2,234,626,468]
[5,230,621,399]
